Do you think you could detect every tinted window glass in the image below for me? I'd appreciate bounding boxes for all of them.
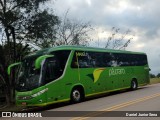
[50,50,71,72]
[44,50,71,84]
[110,53,147,66]
[71,51,111,68]
[71,51,147,68]
[71,51,92,68]
[45,58,59,83]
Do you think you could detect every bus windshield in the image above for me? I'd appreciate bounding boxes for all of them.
[16,50,71,92]
[16,56,41,92]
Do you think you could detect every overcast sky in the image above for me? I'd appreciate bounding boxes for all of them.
[49,0,160,75]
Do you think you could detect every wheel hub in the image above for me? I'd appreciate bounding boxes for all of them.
[73,90,80,101]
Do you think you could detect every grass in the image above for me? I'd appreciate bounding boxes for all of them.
[0,104,26,112]
[150,78,160,84]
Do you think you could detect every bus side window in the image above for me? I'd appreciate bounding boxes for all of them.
[71,51,91,68]
[45,60,55,83]
[45,58,61,84]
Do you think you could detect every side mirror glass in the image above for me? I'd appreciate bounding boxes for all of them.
[35,55,54,69]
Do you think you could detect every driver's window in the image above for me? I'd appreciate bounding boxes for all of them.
[45,58,60,84]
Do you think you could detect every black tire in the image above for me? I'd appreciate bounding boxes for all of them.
[131,80,138,90]
[71,88,83,103]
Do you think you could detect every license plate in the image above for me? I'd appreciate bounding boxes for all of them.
[21,102,27,106]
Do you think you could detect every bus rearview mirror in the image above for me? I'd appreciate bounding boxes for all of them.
[35,55,54,69]
[7,62,21,75]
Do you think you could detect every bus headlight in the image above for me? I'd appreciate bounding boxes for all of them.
[17,88,48,100]
[17,96,32,100]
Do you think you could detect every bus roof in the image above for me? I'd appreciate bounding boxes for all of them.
[48,45,145,54]
[27,45,146,57]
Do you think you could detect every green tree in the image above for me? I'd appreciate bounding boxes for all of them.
[150,73,156,78]
[25,10,59,48]
[0,0,59,60]
[0,42,31,105]
[157,73,160,78]
[0,44,10,105]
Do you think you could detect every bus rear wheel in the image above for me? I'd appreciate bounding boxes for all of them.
[71,88,84,103]
[131,79,138,90]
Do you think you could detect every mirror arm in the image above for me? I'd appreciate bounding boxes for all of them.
[35,55,54,69]
[7,62,21,75]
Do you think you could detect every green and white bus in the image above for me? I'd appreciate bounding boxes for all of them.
[8,46,150,106]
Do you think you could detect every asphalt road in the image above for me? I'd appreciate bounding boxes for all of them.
[1,83,160,120]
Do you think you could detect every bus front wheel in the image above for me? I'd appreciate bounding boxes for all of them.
[131,79,138,90]
[71,87,84,103]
